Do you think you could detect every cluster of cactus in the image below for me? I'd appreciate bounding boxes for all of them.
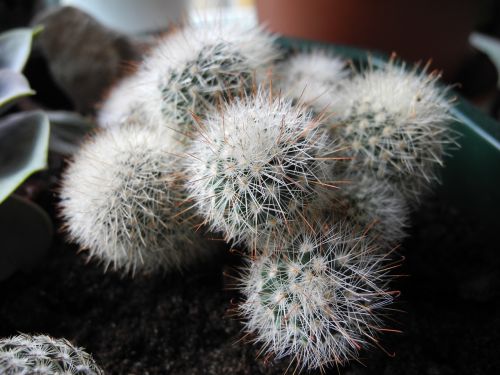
[122,25,278,143]
[239,224,394,370]
[59,23,455,372]
[59,125,211,274]
[0,334,103,374]
[311,176,410,247]
[184,88,335,249]
[280,53,455,202]
[277,49,348,113]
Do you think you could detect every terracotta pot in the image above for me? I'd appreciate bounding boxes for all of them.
[256,0,478,80]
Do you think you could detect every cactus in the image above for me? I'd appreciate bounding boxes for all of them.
[97,74,147,129]
[184,88,336,249]
[60,123,209,275]
[312,176,409,247]
[0,334,103,375]
[329,60,456,202]
[135,24,279,143]
[238,223,395,371]
[278,49,349,113]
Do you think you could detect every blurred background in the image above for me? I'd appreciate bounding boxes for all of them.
[1,0,500,119]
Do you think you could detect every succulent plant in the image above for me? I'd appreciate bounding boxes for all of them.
[0,27,52,281]
[60,123,210,275]
[311,176,409,247]
[329,60,456,202]
[0,27,95,281]
[184,88,337,250]
[277,49,349,113]
[0,333,103,375]
[0,27,46,204]
[134,24,279,143]
[238,223,396,371]
[97,74,147,129]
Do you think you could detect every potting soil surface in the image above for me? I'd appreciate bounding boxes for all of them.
[1,195,498,375]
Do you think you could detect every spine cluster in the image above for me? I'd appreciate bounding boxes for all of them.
[98,74,147,129]
[312,176,410,247]
[239,224,394,370]
[58,24,456,372]
[130,25,279,144]
[0,334,103,375]
[184,88,335,249]
[277,49,349,113]
[328,60,456,202]
[60,125,210,275]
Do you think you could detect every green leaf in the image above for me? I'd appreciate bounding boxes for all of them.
[0,194,53,281]
[47,111,95,155]
[0,111,50,203]
[0,69,35,113]
[0,28,35,72]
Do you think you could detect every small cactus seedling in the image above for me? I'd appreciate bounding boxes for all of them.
[0,334,103,375]
[330,60,456,202]
[135,24,279,142]
[97,74,148,129]
[184,88,336,249]
[238,224,396,371]
[60,123,209,275]
[311,176,409,247]
[278,49,349,113]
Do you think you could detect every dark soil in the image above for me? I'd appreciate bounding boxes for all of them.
[1,193,499,375]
